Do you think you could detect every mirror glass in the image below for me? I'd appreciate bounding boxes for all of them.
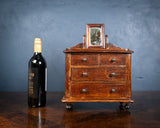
[89,27,102,46]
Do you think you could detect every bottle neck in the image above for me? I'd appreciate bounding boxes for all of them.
[34,40,42,53]
[34,52,42,55]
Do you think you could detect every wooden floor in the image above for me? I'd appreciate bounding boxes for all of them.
[0,92,160,128]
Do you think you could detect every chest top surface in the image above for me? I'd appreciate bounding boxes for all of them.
[64,43,134,54]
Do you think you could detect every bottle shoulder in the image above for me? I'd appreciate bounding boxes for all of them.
[29,53,46,67]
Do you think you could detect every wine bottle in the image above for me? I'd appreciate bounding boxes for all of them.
[28,38,47,107]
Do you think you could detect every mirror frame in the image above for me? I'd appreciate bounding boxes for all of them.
[86,24,105,48]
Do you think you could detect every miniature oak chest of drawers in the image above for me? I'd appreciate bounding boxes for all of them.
[61,43,134,109]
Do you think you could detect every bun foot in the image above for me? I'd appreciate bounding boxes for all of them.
[125,103,130,110]
[119,102,124,110]
[66,103,73,110]
[119,102,130,110]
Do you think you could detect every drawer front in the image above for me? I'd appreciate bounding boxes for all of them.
[71,84,126,98]
[71,54,98,65]
[100,54,126,65]
[71,67,126,81]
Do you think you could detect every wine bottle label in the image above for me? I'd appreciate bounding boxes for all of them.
[28,68,39,99]
[45,68,47,91]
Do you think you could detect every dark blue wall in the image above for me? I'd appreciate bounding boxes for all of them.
[0,0,160,91]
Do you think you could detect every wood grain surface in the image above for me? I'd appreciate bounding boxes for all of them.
[0,92,160,128]
[62,43,133,103]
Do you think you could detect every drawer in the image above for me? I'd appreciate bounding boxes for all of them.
[100,54,126,65]
[71,67,126,81]
[71,53,98,65]
[71,83,126,98]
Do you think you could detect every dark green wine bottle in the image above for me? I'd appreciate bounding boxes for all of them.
[28,38,47,108]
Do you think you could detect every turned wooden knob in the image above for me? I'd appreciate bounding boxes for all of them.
[111,58,116,62]
[111,88,116,93]
[82,58,87,62]
[82,72,88,76]
[82,88,87,93]
[110,72,116,77]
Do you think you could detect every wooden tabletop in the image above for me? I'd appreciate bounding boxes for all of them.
[0,92,160,128]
